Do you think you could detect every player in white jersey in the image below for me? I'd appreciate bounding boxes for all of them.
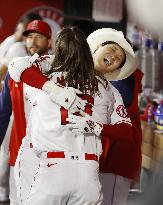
[7,23,88,205]
[87,28,137,205]
[9,26,131,205]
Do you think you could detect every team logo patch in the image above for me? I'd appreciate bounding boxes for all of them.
[116,105,129,118]
[31,20,39,29]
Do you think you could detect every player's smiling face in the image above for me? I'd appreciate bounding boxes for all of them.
[26,32,51,56]
[93,43,125,74]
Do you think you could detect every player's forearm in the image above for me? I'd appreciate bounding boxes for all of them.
[21,65,48,89]
[101,123,132,141]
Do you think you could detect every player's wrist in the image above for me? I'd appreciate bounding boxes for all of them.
[94,122,103,136]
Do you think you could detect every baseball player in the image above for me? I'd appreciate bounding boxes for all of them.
[0,13,43,89]
[8,26,134,205]
[87,28,141,205]
[4,21,86,205]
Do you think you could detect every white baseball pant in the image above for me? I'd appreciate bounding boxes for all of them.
[14,136,40,205]
[9,166,18,205]
[25,152,103,205]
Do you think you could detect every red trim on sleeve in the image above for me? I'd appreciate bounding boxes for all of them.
[21,65,48,89]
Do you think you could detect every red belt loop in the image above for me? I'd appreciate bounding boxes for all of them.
[30,143,33,148]
[85,153,98,162]
[47,152,65,158]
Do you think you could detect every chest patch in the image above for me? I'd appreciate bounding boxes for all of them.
[116,105,129,118]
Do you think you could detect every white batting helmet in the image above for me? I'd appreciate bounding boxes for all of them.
[87,28,137,81]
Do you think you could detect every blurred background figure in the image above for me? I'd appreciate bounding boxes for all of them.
[128,25,142,52]
[0,21,23,90]
[0,12,42,204]
[126,0,163,93]
[43,17,61,53]
[127,0,163,39]
[0,12,42,90]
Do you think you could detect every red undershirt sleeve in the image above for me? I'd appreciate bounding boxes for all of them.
[20,65,48,89]
[101,123,132,141]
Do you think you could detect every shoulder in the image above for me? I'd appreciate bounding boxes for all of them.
[0,35,15,60]
[108,81,122,98]
[4,42,28,66]
[0,35,15,49]
[8,42,27,54]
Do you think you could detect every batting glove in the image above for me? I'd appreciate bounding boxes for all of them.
[66,114,103,136]
[42,80,87,113]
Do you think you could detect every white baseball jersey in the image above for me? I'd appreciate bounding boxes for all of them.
[24,54,54,131]
[25,72,131,156]
[109,83,132,125]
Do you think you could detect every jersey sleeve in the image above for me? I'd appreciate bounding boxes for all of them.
[20,55,54,89]
[0,73,12,145]
[109,84,131,125]
[100,84,132,141]
[21,65,48,89]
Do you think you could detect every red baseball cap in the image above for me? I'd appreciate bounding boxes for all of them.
[23,20,52,38]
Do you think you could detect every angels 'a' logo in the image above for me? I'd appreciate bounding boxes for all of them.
[116,105,129,118]
[31,20,39,29]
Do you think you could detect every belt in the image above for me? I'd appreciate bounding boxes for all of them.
[46,152,98,162]
[29,143,98,162]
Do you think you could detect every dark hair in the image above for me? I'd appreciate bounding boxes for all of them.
[19,12,42,27]
[101,41,126,69]
[49,26,105,95]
